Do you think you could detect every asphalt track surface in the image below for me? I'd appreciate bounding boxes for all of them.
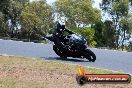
[0,39,132,74]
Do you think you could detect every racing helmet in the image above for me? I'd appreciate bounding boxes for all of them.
[57,18,66,29]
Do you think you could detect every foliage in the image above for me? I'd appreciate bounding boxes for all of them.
[0,0,53,41]
[119,14,132,50]
[103,20,116,48]
[0,12,8,37]
[93,20,116,48]
[93,21,105,47]
[100,0,132,50]
[126,42,132,51]
[20,0,53,40]
[54,0,101,29]
[73,27,96,47]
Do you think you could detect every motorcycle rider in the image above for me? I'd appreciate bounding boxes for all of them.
[53,19,74,50]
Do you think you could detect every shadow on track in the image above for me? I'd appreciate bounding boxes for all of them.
[40,57,89,62]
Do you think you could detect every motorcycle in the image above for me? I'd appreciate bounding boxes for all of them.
[46,32,96,62]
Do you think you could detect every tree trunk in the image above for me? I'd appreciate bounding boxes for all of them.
[121,28,126,51]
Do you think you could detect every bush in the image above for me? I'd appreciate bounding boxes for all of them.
[126,42,132,52]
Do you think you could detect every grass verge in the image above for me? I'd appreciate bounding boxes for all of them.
[0,55,131,88]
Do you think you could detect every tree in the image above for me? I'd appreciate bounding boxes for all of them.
[119,14,132,50]
[20,0,53,40]
[0,12,8,37]
[93,20,116,48]
[0,0,53,41]
[8,0,23,38]
[100,0,132,49]
[93,21,105,47]
[0,0,10,37]
[103,20,116,48]
[127,42,132,51]
[54,0,101,29]
[0,0,29,38]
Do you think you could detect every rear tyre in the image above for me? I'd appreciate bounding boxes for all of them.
[53,45,67,59]
[84,49,96,62]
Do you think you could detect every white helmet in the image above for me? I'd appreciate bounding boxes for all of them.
[57,17,66,29]
[58,20,65,26]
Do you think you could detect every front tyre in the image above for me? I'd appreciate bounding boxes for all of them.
[84,49,96,62]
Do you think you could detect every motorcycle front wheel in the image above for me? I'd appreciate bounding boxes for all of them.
[84,49,96,62]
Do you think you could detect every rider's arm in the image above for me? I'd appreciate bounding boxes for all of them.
[65,28,74,34]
